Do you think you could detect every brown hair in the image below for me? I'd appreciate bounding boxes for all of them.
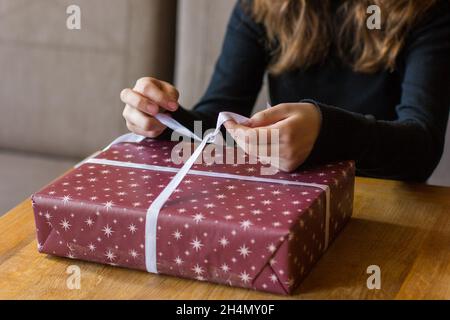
[251,0,437,74]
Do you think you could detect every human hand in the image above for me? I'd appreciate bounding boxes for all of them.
[223,103,321,172]
[120,77,180,138]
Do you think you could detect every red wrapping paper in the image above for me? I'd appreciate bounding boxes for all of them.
[32,139,355,294]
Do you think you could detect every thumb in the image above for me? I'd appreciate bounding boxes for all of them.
[248,104,290,127]
[223,119,237,131]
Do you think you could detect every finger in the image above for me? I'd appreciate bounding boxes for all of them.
[126,120,165,138]
[121,88,159,116]
[224,120,257,133]
[224,121,277,145]
[224,121,254,145]
[225,121,283,167]
[223,120,238,131]
[134,79,178,112]
[122,105,166,132]
[247,104,293,127]
[159,80,180,102]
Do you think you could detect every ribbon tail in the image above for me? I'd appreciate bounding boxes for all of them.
[145,133,213,273]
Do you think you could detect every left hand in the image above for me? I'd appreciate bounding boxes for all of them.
[223,102,322,172]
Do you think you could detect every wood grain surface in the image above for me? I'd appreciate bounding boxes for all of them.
[0,177,449,299]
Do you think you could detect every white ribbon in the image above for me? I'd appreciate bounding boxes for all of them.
[82,111,331,273]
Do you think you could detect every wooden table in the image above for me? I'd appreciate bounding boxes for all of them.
[0,177,449,299]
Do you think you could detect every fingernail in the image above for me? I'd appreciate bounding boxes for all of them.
[168,101,178,111]
[147,104,156,114]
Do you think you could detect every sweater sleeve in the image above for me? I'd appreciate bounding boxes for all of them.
[306,5,450,181]
[171,0,268,132]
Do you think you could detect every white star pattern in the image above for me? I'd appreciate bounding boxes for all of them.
[190,237,204,251]
[102,225,114,237]
[60,219,71,231]
[269,274,278,283]
[174,256,184,265]
[240,220,252,230]
[192,213,205,224]
[62,195,71,205]
[129,249,139,258]
[105,250,116,261]
[85,217,94,226]
[172,230,182,240]
[272,221,281,227]
[237,245,252,258]
[32,138,354,294]
[128,224,137,234]
[103,201,114,211]
[219,236,229,248]
[239,271,251,284]
[267,243,277,253]
[192,264,204,275]
[220,263,230,273]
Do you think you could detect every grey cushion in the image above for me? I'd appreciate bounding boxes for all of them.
[0,150,78,215]
[0,0,177,158]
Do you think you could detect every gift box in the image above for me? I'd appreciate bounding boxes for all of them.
[32,133,354,295]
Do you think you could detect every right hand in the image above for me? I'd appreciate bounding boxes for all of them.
[120,77,180,138]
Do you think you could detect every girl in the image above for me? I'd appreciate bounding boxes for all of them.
[120,0,450,181]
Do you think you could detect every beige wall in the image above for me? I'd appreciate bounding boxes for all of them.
[428,120,450,186]
[175,0,268,112]
[0,0,177,158]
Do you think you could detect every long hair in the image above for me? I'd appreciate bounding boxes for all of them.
[251,0,437,74]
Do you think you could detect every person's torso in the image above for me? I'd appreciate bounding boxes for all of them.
[267,52,403,121]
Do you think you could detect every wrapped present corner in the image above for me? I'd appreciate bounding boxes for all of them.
[32,112,355,295]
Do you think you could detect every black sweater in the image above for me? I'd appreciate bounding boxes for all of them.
[171,0,450,182]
